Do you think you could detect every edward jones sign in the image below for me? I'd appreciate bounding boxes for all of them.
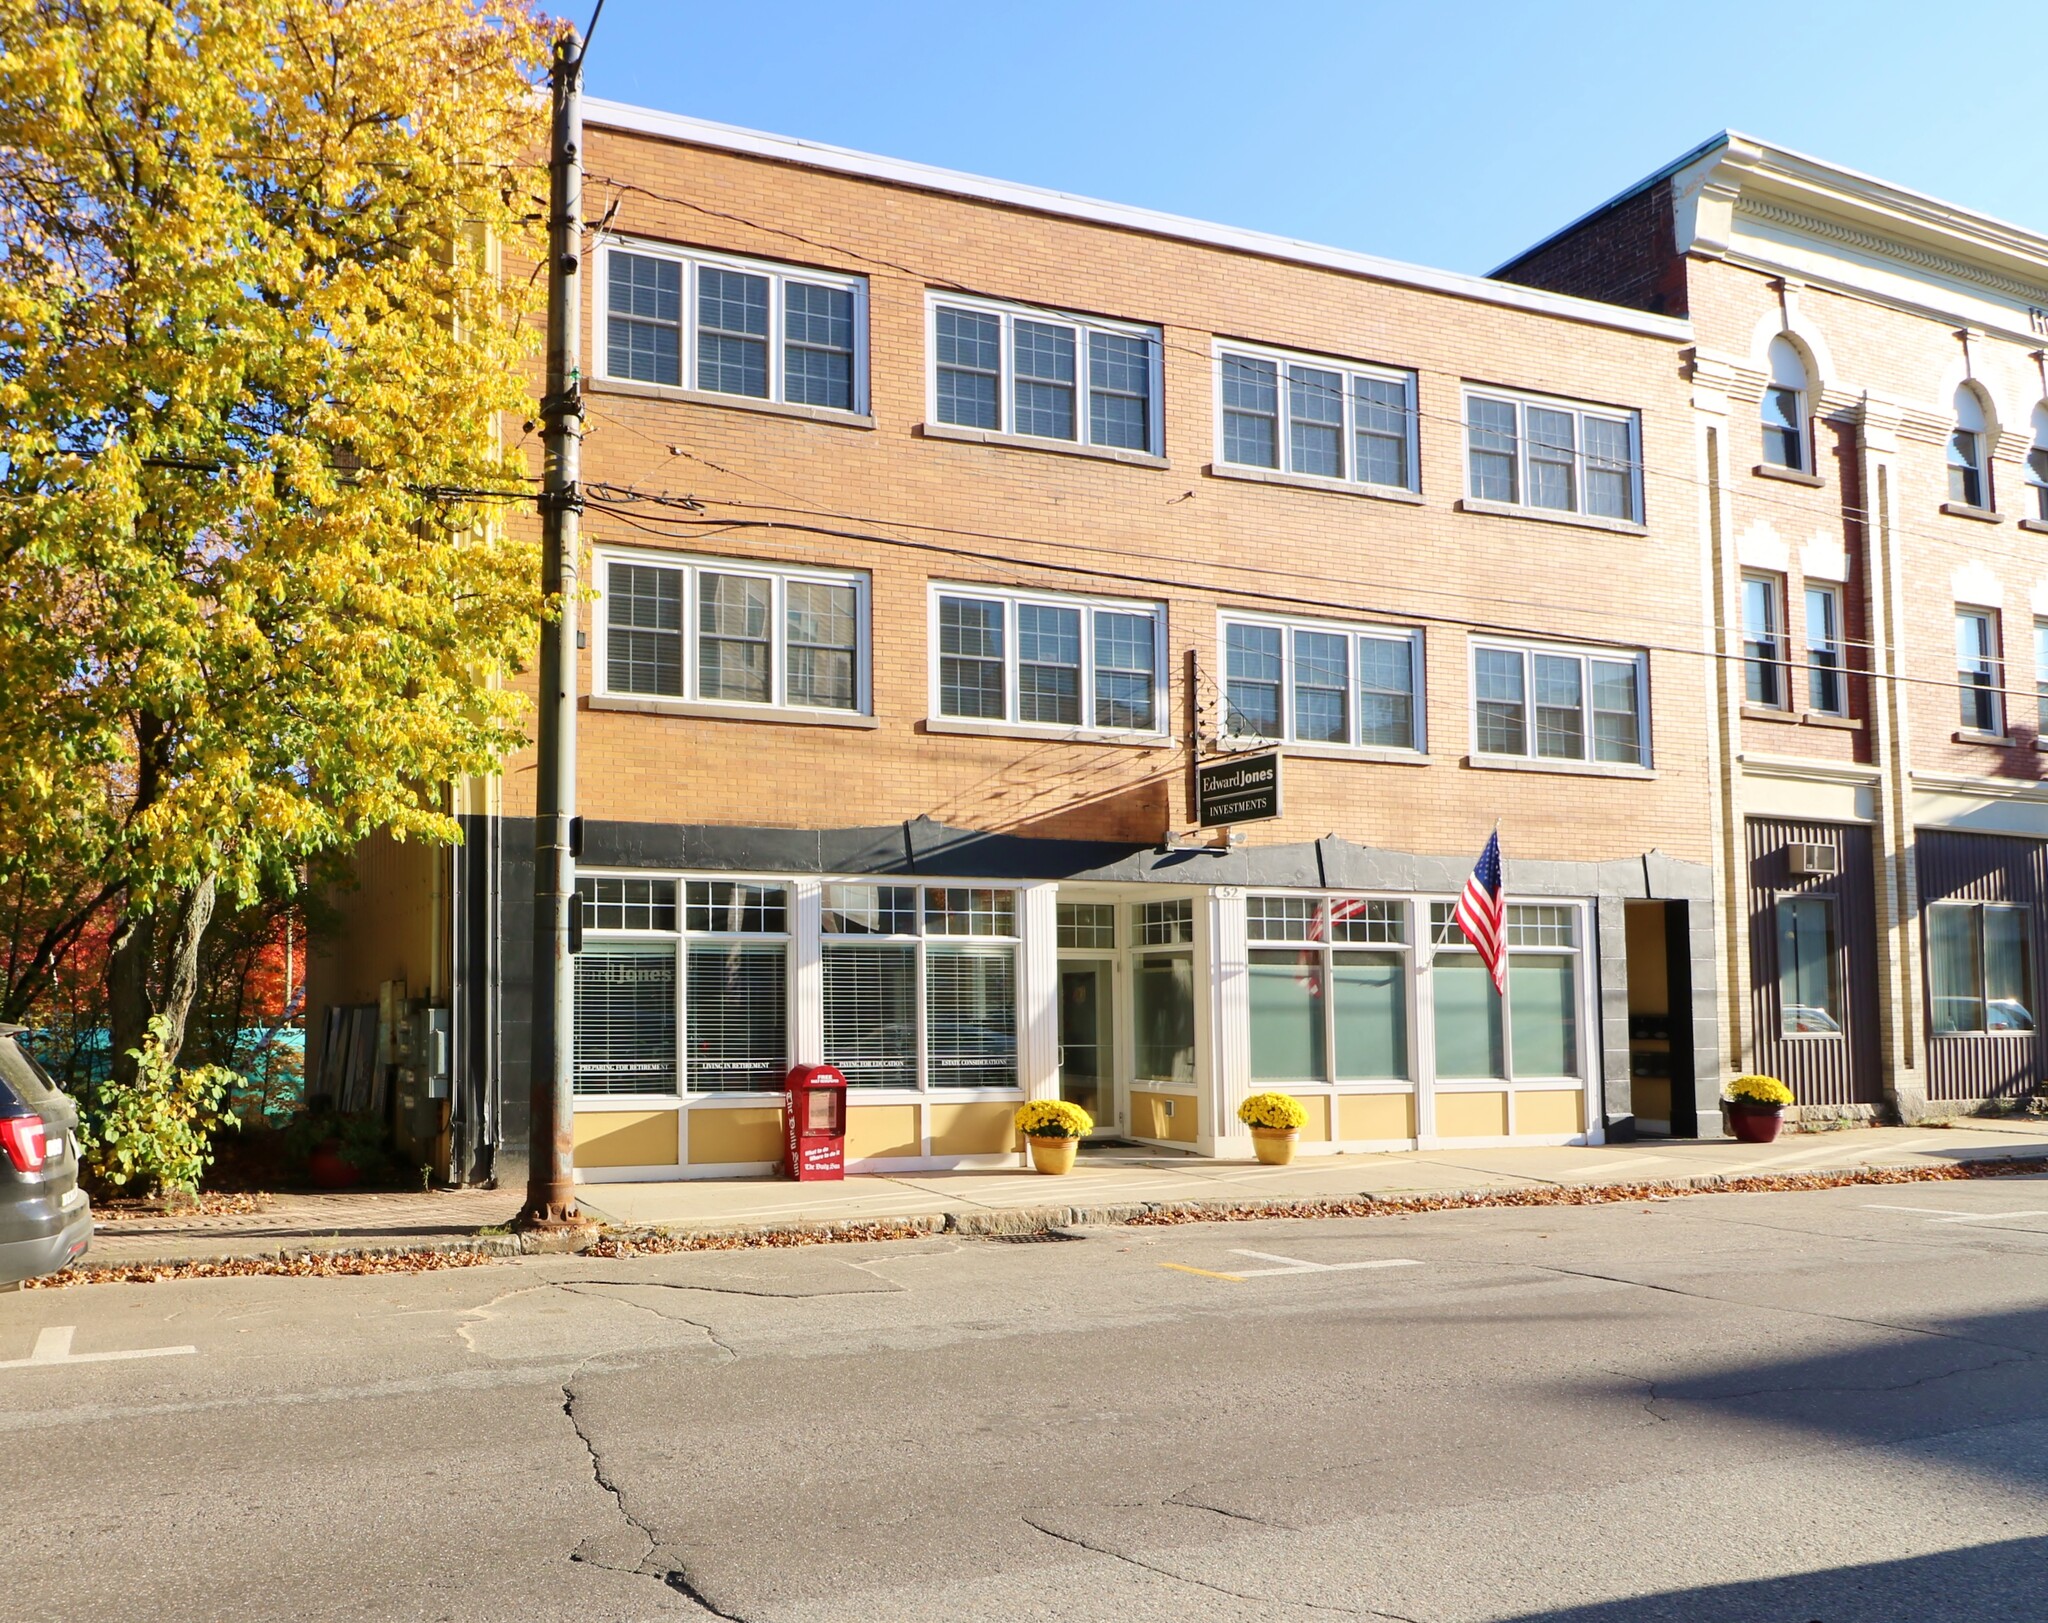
[1196,751,1283,827]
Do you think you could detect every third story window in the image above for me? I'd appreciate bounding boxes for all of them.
[1222,616,1422,750]
[1466,390,1641,522]
[1217,346,1418,489]
[935,587,1164,732]
[932,298,1160,454]
[1471,641,1646,765]
[601,244,864,411]
[600,553,866,713]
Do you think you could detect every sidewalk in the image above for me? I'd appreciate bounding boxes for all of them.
[77,1119,2048,1268]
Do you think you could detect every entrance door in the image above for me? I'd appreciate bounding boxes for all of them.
[1058,961,1119,1136]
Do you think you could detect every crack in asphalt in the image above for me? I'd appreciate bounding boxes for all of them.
[1022,1514,1423,1620]
[1165,1485,1303,1530]
[555,1284,745,1360]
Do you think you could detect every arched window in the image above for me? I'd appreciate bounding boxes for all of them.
[2028,403,2048,524]
[1761,337,1808,472]
[1949,385,1991,510]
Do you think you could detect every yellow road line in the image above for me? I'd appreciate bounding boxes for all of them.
[1160,1262,1245,1282]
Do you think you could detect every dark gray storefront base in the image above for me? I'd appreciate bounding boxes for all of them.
[459,816,1722,1183]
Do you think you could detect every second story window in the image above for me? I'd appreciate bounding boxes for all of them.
[1761,336,1810,472]
[1957,607,2002,735]
[932,586,1165,734]
[1742,573,1786,709]
[596,551,867,714]
[930,296,1161,455]
[599,241,865,412]
[1948,386,1992,510]
[1464,389,1641,522]
[1472,639,1647,766]
[1806,583,1845,715]
[1215,344,1418,490]
[1220,615,1423,751]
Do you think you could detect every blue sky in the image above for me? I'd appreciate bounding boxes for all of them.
[582,0,2043,277]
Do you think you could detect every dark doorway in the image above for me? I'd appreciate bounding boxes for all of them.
[1624,900,1698,1137]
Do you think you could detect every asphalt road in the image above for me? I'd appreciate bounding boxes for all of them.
[8,1178,2048,1622]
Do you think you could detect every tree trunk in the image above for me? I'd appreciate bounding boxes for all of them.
[106,906,156,1088]
[105,875,218,1083]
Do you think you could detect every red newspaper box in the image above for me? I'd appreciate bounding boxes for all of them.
[783,1063,847,1180]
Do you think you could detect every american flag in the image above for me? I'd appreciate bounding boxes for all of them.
[1296,896,1370,992]
[1454,830,1507,995]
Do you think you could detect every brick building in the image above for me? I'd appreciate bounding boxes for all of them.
[1501,133,2048,1125]
[313,102,1725,1185]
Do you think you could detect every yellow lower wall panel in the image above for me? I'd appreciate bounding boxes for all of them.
[846,1103,920,1161]
[1132,1089,1197,1143]
[1297,1094,1331,1142]
[1515,1089,1585,1136]
[929,1100,1017,1156]
[1337,1092,1415,1142]
[1435,1091,1509,1139]
[574,1109,679,1170]
[687,1106,782,1166]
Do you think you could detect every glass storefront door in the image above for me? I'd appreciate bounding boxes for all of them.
[1057,961,1118,1135]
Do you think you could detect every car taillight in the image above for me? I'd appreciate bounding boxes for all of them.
[0,1115,47,1174]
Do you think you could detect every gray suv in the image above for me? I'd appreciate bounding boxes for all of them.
[0,1026,91,1286]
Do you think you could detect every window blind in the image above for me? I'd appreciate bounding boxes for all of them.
[574,942,677,1096]
[823,944,918,1087]
[685,943,787,1093]
[926,945,1017,1088]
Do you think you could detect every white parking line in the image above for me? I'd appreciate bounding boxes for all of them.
[1227,1249,1423,1278]
[0,1326,197,1370]
[1863,1203,2048,1225]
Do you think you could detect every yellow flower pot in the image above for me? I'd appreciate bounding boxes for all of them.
[1250,1127,1299,1167]
[1027,1135,1079,1175]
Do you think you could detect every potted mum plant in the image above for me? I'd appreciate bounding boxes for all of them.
[1239,1091,1308,1166]
[1015,1099,1093,1175]
[1723,1074,1795,1143]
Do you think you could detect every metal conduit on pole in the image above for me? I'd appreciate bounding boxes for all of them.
[519,20,592,1230]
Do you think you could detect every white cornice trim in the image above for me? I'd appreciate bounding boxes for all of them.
[1738,752,1883,786]
[1734,197,2048,309]
[1912,770,2048,803]
[584,99,1693,341]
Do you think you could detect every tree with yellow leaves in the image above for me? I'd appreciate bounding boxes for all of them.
[0,0,556,1076]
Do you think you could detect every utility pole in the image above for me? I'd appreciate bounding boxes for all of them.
[519,24,589,1229]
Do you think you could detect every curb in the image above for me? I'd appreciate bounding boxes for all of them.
[50,1149,2048,1280]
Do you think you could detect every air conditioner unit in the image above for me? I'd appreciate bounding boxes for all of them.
[1788,842,1839,877]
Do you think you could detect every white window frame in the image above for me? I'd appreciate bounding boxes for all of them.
[1742,571,1788,711]
[1805,581,1846,716]
[1957,605,2004,736]
[1424,899,1591,1089]
[593,237,869,413]
[928,583,1168,738]
[1761,381,1808,473]
[1462,385,1643,522]
[820,882,1023,1098]
[1217,611,1426,754]
[1211,339,1419,492]
[591,546,871,716]
[925,292,1163,456]
[1925,899,2034,1038]
[1243,894,1416,1089]
[1468,637,1650,767]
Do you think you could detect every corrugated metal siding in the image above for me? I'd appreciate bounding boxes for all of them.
[1918,830,2047,1104]
[1747,819,1881,1106]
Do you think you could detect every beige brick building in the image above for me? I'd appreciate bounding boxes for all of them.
[1503,133,2048,1126]
[315,102,1727,1185]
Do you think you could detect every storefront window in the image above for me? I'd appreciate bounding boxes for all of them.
[1508,956,1577,1076]
[685,942,787,1093]
[820,882,1019,1090]
[1433,955,1505,1079]
[1428,902,1580,1081]
[1776,895,1841,1036]
[1928,902,2033,1034]
[1133,953,1195,1082]
[1246,896,1411,1082]
[573,940,678,1097]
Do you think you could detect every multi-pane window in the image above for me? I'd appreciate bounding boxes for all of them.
[1761,337,1808,472]
[2037,621,2048,737]
[1220,616,1422,751]
[572,877,790,1097]
[1056,902,1116,949]
[1216,346,1418,490]
[600,244,863,410]
[933,587,1164,733]
[1471,641,1645,765]
[1949,386,1991,509]
[1132,899,1196,1085]
[931,297,1161,454]
[1957,608,2002,734]
[1134,899,1195,945]
[1777,895,1840,1036]
[1742,574,1786,709]
[1927,902,2034,1034]
[1428,902,1580,1080]
[1464,390,1640,521]
[820,883,1018,1091]
[1247,897,1410,1084]
[1806,584,1845,715]
[598,553,865,713]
